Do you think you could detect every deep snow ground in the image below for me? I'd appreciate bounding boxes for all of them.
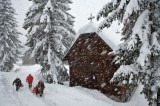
[0,64,148,106]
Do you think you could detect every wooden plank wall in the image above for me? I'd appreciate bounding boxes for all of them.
[65,33,128,101]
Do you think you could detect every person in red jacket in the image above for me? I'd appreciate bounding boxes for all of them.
[33,85,38,95]
[26,74,33,88]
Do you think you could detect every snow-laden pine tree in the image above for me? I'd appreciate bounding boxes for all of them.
[23,0,75,83]
[97,0,160,105]
[0,0,22,72]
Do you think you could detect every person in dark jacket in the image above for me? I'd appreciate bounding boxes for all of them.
[12,78,23,91]
[37,80,45,96]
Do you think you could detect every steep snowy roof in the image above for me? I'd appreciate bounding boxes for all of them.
[63,21,120,60]
[78,22,116,49]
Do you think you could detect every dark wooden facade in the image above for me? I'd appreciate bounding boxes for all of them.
[63,32,128,101]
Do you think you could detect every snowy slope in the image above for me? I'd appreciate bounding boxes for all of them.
[0,64,148,106]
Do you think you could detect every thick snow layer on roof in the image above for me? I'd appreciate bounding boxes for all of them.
[78,22,98,35]
[78,22,116,49]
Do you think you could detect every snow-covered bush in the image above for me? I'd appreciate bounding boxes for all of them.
[111,65,138,99]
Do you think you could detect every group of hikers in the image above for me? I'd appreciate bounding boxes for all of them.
[12,74,45,97]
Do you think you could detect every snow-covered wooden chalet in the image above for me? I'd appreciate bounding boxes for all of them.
[63,22,128,102]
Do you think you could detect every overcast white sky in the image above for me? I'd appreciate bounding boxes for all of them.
[12,0,122,45]
[69,0,111,31]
